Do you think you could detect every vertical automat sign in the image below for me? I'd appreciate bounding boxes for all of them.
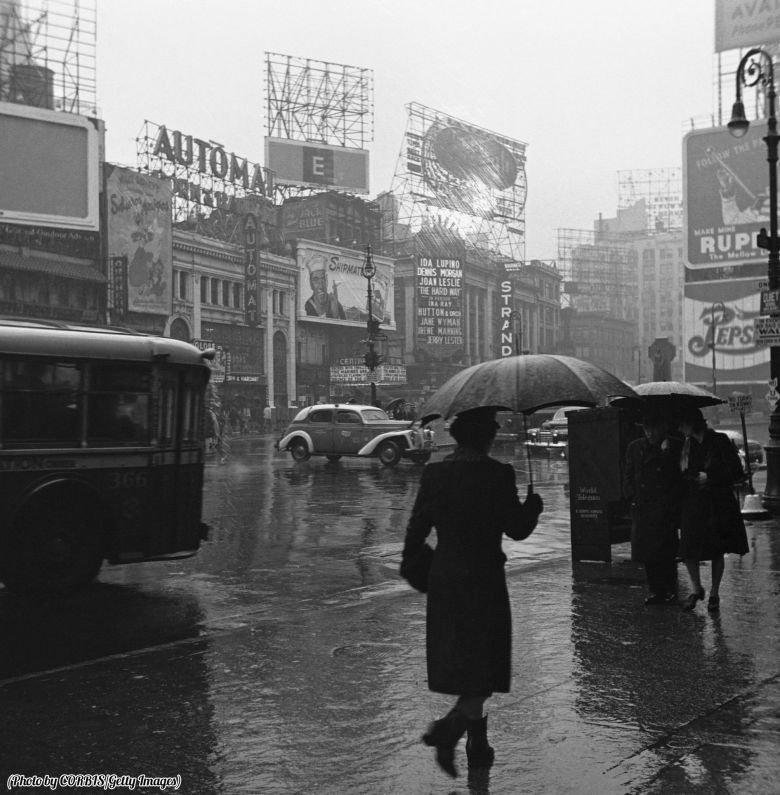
[415,255,464,357]
[243,214,258,326]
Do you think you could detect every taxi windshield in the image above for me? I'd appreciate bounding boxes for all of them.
[362,409,391,422]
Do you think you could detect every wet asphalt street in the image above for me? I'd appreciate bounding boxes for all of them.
[1,434,779,794]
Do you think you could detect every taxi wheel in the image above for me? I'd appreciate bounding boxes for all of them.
[290,439,311,462]
[377,440,402,467]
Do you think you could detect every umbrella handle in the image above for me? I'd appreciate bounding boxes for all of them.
[523,414,534,492]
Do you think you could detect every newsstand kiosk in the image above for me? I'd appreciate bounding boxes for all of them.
[567,406,638,562]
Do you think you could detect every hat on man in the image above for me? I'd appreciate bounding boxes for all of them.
[678,405,705,427]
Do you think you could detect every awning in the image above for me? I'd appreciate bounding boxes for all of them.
[0,250,106,283]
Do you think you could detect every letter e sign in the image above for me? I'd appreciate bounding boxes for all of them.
[303,147,334,184]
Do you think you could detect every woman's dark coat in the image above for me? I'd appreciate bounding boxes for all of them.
[401,449,539,696]
[679,428,749,561]
[622,435,683,563]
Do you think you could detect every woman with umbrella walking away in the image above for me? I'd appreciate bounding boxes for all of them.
[400,407,543,778]
[677,406,749,612]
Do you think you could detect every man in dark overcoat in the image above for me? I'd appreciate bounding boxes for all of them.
[401,407,543,778]
[623,411,684,605]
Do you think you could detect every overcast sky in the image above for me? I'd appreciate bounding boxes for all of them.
[97,0,716,259]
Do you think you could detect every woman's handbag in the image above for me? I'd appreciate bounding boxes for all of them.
[399,542,433,593]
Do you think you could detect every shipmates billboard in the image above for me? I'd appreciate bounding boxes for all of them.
[683,277,768,386]
[683,122,772,268]
[297,240,395,330]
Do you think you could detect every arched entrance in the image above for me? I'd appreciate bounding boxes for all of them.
[168,317,191,341]
[273,330,288,408]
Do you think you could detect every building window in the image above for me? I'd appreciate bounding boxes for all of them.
[210,279,219,304]
[178,271,189,300]
[222,281,230,306]
[233,283,243,309]
[200,276,208,304]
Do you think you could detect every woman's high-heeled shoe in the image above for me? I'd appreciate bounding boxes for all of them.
[682,587,705,611]
[422,707,468,778]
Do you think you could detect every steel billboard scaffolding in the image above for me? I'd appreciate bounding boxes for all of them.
[556,227,636,320]
[618,167,682,234]
[0,0,96,115]
[388,102,527,263]
[265,51,373,148]
[264,52,373,202]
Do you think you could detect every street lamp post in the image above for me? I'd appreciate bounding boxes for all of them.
[729,47,780,511]
[361,244,379,407]
[710,301,725,397]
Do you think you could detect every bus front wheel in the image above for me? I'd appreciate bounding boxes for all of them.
[0,489,104,594]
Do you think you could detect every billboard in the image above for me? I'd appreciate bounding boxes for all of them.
[416,255,464,358]
[265,137,369,194]
[404,104,527,222]
[297,241,395,329]
[106,165,173,316]
[0,101,100,231]
[683,277,767,386]
[715,0,780,52]
[683,123,771,268]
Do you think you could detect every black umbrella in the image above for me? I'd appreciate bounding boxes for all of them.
[611,381,724,415]
[420,355,638,489]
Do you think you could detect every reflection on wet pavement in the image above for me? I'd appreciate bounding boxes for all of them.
[1,438,778,794]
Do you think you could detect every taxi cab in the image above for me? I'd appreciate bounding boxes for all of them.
[276,403,435,466]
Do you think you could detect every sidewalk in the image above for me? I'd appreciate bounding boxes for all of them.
[292,522,780,794]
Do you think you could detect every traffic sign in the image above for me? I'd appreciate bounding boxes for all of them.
[760,289,780,316]
[728,392,753,414]
[755,316,780,344]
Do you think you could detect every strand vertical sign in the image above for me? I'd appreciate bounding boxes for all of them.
[243,214,258,326]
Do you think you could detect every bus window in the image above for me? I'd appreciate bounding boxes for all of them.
[158,376,177,447]
[1,359,81,447]
[86,364,151,446]
[181,373,205,444]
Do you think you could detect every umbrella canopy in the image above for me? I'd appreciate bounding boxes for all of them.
[611,381,724,411]
[420,354,638,423]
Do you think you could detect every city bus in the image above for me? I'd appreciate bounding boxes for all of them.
[0,318,213,594]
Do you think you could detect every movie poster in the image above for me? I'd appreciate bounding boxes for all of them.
[296,241,395,329]
[106,164,172,315]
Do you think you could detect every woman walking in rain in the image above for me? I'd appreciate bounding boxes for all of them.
[677,406,749,612]
[401,407,543,778]
[623,410,684,605]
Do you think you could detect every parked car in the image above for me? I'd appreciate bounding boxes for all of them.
[719,429,765,470]
[524,406,588,458]
[276,403,435,466]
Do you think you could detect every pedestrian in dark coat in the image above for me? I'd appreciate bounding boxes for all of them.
[677,406,749,612]
[401,407,543,778]
[622,412,684,605]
